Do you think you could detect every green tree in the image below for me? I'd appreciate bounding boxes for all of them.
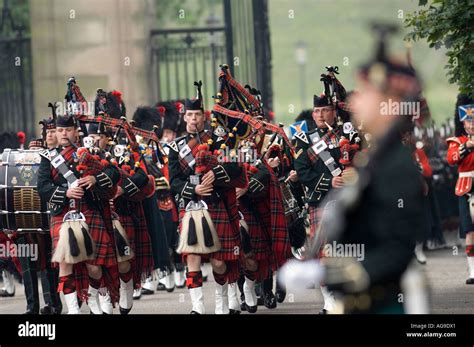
[405,0,474,97]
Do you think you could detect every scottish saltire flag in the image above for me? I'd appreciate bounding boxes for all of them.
[458,104,474,121]
[289,120,308,139]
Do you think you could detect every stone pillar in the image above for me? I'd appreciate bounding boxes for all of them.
[29,0,156,135]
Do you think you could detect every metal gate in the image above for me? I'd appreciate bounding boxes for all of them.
[150,26,227,111]
[150,0,273,112]
[0,0,35,138]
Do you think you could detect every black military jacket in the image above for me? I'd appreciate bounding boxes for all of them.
[294,125,343,207]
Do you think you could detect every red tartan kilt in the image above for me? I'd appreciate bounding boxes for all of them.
[178,199,241,261]
[50,209,116,267]
[239,205,271,261]
[116,215,136,254]
[117,205,154,281]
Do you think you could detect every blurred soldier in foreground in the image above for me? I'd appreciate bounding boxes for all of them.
[281,24,427,314]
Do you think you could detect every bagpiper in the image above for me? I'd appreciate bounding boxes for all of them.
[235,135,291,313]
[37,78,121,314]
[130,105,173,297]
[254,129,305,308]
[293,67,359,314]
[168,83,247,314]
[155,101,185,291]
[446,94,474,284]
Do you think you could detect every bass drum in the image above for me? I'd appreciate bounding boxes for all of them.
[0,149,49,233]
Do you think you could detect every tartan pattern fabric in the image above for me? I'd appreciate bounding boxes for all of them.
[177,134,205,173]
[178,188,241,261]
[253,162,291,269]
[239,202,274,281]
[239,203,271,261]
[72,263,90,302]
[186,270,203,288]
[114,200,154,286]
[50,206,117,267]
[49,146,118,269]
[50,146,76,182]
[102,264,120,304]
[195,148,219,174]
[158,194,179,222]
[307,146,318,163]
[172,132,247,264]
[58,274,75,294]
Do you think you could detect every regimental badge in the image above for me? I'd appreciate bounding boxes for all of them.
[214,125,226,137]
[19,166,35,186]
[343,122,353,134]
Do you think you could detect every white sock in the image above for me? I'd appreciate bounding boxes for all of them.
[467,257,474,278]
[320,286,335,311]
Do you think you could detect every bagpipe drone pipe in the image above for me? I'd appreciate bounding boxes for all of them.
[319,66,361,167]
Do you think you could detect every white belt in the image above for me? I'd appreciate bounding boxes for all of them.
[459,171,474,178]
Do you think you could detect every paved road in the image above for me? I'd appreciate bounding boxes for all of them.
[1,247,473,314]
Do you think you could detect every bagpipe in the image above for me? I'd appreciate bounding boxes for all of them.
[177,66,270,255]
[75,114,159,202]
[320,66,361,168]
[53,78,163,264]
[259,123,307,251]
[51,141,96,265]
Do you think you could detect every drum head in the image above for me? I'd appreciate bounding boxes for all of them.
[0,149,49,232]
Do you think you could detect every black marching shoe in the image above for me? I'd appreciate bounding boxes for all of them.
[276,287,286,303]
[239,293,257,313]
[318,309,328,315]
[119,306,132,315]
[229,309,241,315]
[0,288,15,297]
[141,288,154,295]
[40,305,53,315]
[275,279,286,303]
[157,282,175,293]
[466,278,474,285]
[190,310,201,314]
[245,303,258,313]
[40,304,62,315]
[263,291,277,309]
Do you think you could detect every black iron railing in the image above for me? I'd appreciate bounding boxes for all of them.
[0,0,34,138]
